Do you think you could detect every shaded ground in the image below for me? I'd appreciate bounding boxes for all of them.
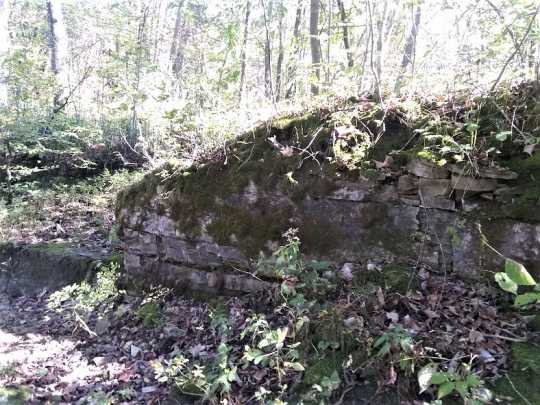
[1,267,537,404]
[0,293,168,404]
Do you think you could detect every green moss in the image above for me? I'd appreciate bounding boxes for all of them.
[31,242,72,254]
[383,265,415,293]
[270,113,318,132]
[491,343,540,404]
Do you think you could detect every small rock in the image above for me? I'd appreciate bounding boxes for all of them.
[130,344,141,357]
[93,356,107,366]
[407,159,450,179]
[94,318,110,335]
[163,325,185,339]
[344,316,364,329]
[142,386,158,394]
[339,263,354,282]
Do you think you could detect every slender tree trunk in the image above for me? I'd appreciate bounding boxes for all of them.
[238,0,251,103]
[285,0,303,99]
[310,0,321,95]
[129,6,149,145]
[337,0,353,68]
[275,3,285,102]
[394,2,421,95]
[325,0,331,86]
[170,1,185,78]
[46,0,67,111]
[374,0,388,94]
[0,0,10,106]
[261,0,274,99]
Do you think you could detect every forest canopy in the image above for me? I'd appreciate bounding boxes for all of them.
[0,0,539,168]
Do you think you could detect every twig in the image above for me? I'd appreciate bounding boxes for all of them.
[490,6,540,93]
[482,333,527,343]
[506,374,533,405]
[73,310,97,337]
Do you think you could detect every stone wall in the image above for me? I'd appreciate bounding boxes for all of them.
[117,154,540,294]
[0,243,110,296]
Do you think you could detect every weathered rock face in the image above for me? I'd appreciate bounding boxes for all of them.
[0,243,110,296]
[116,125,540,295]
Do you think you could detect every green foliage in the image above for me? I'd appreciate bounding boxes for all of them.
[153,343,239,400]
[48,262,123,315]
[373,325,414,358]
[256,229,335,304]
[136,302,163,328]
[494,258,540,307]
[419,362,485,403]
[242,322,304,381]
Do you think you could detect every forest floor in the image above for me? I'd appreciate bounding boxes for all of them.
[1,266,538,404]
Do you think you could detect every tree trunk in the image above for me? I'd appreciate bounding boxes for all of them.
[0,0,10,106]
[129,6,149,146]
[261,0,274,99]
[394,2,421,95]
[238,0,251,103]
[337,0,353,68]
[170,1,185,78]
[275,3,285,102]
[310,0,321,95]
[375,0,388,94]
[285,0,303,99]
[46,0,67,111]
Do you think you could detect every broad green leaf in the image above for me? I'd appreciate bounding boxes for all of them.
[455,381,468,399]
[466,373,482,388]
[430,372,450,385]
[418,364,436,393]
[374,335,387,348]
[514,292,540,307]
[437,381,456,399]
[495,131,511,142]
[495,272,518,294]
[505,259,536,286]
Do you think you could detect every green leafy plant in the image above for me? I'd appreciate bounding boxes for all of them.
[242,321,304,382]
[374,325,414,358]
[153,343,238,400]
[136,302,163,328]
[494,258,540,307]
[48,262,123,315]
[419,362,485,403]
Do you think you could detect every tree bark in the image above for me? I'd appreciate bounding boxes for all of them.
[46,0,66,110]
[275,2,285,102]
[261,0,274,99]
[310,0,321,95]
[0,0,10,106]
[285,0,303,99]
[337,0,353,68]
[170,0,185,78]
[394,2,421,95]
[238,0,251,103]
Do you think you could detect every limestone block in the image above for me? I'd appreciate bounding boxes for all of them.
[407,159,450,179]
[451,174,497,192]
